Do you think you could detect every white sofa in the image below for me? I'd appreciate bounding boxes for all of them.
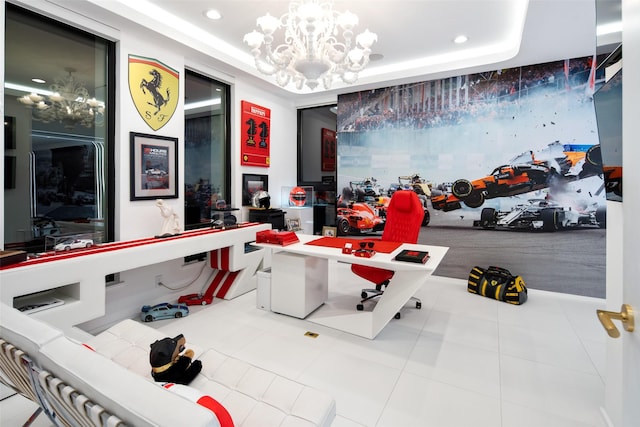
[0,303,336,427]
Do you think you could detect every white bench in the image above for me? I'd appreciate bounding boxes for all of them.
[0,304,336,427]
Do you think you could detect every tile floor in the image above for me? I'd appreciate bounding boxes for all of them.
[1,261,608,427]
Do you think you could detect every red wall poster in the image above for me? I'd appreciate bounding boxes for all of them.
[241,100,271,167]
[321,128,336,171]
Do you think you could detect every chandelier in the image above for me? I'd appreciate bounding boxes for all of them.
[243,0,377,91]
[17,67,105,130]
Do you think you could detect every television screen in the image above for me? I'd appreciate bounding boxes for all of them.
[593,67,622,202]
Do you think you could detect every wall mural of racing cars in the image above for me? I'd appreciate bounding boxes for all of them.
[336,202,386,235]
[430,142,603,212]
[474,198,606,231]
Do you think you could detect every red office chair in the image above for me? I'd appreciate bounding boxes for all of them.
[353,190,425,317]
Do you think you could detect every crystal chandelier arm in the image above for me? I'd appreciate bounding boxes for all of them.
[244,0,376,90]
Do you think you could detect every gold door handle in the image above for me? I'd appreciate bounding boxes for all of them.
[597,304,635,338]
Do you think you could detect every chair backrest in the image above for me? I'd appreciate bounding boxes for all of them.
[381,190,424,244]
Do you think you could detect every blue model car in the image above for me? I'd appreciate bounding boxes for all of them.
[140,303,189,322]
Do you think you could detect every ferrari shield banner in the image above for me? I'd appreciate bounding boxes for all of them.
[128,54,179,131]
[241,100,271,167]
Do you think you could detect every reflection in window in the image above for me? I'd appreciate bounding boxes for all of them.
[4,4,113,252]
[184,70,230,228]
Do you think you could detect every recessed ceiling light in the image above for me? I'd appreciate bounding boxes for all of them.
[205,9,222,20]
[453,35,468,44]
[32,78,46,84]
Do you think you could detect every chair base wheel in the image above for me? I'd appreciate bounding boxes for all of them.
[394,312,401,319]
[361,291,368,299]
[357,304,364,311]
[416,301,422,309]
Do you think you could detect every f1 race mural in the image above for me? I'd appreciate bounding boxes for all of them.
[337,56,607,297]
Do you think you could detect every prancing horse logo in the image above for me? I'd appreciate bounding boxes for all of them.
[140,69,170,116]
[129,55,179,131]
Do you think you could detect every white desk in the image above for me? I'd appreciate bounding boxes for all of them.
[261,234,448,339]
[1,223,270,330]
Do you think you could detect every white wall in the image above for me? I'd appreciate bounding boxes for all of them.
[0,0,298,329]
[1,0,298,243]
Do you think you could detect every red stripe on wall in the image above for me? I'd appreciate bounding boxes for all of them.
[202,270,227,300]
[210,247,230,270]
[215,271,239,299]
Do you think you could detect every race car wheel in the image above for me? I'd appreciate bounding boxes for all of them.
[421,209,430,227]
[463,190,485,209]
[480,208,496,229]
[175,312,183,318]
[452,179,473,198]
[541,209,558,232]
[596,205,606,229]
[144,315,153,322]
[338,218,351,235]
[585,144,602,167]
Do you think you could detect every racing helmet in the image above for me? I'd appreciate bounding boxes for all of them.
[251,190,271,209]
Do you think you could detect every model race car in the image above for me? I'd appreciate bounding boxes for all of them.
[431,143,603,212]
[141,302,189,322]
[474,199,606,231]
[54,238,94,251]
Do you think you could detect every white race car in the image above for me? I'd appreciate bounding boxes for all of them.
[54,238,94,251]
[476,199,606,231]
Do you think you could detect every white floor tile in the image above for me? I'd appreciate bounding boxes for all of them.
[377,371,502,427]
[0,394,54,427]
[502,400,605,427]
[422,309,500,352]
[499,322,598,374]
[500,353,605,425]
[405,332,501,398]
[297,351,402,427]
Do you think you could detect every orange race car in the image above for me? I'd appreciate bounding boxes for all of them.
[431,144,602,211]
[602,165,622,198]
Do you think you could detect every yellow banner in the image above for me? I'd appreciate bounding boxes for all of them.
[129,55,179,131]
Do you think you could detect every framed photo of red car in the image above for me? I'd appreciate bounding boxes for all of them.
[321,128,336,171]
[240,100,271,167]
[130,132,178,200]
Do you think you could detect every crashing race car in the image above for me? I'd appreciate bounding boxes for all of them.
[336,202,386,235]
[474,199,606,231]
[431,143,602,212]
[397,174,432,197]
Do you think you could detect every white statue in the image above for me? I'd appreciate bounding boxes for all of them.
[156,199,181,236]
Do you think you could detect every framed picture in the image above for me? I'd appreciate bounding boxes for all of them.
[321,128,336,171]
[4,156,16,189]
[130,132,178,200]
[240,101,271,167]
[242,173,269,206]
[322,226,337,237]
[4,116,16,149]
[286,218,302,231]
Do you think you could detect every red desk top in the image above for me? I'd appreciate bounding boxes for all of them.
[304,236,401,254]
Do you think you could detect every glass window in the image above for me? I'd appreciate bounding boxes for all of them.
[4,4,114,252]
[183,70,230,229]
